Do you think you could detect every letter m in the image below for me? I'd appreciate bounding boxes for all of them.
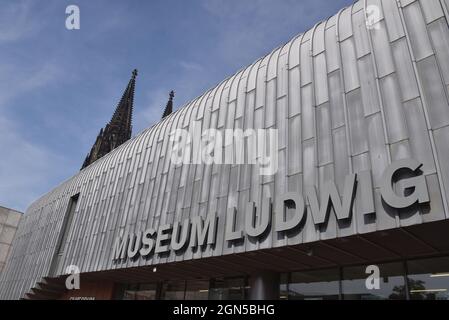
[189,214,218,248]
[306,173,357,225]
[112,232,129,260]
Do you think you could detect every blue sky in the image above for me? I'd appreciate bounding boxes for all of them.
[0,0,352,212]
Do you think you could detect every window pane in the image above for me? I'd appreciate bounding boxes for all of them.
[161,281,186,300]
[185,280,210,300]
[120,283,157,300]
[279,273,288,300]
[407,257,449,300]
[135,283,157,300]
[342,262,405,300]
[122,290,136,300]
[121,283,138,300]
[288,268,340,300]
[209,277,246,300]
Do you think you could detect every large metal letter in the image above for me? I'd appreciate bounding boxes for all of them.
[155,224,173,254]
[127,232,142,259]
[112,231,129,260]
[225,207,244,242]
[275,192,306,232]
[171,218,191,251]
[306,173,357,225]
[380,159,429,209]
[189,213,218,248]
[245,198,271,238]
[139,228,156,257]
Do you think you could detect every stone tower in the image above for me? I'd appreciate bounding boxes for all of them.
[81,69,137,170]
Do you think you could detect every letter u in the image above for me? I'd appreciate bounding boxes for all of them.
[171,219,191,251]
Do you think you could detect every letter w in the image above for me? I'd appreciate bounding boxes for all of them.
[306,174,357,225]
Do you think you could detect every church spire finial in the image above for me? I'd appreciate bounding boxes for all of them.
[162,90,175,119]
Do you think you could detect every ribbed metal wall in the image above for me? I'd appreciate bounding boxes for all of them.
[1,0,449,299]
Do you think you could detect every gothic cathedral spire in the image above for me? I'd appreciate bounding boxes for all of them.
[81,69,137,170]
[162,90,174,119]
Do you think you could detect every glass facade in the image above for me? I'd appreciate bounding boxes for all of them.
[209,277,248,300]
[122,283,158,300]
[117,256,449,300]
[341,262,406,300]
[286,269,340,300]
[407,257,449,300]
[281,256,449,300]
[185,280,210,300]
[160,281,186,300]
[118,276,248,300]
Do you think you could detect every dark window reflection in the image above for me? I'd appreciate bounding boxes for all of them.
[160,280,186,300]
[185,280,210,300]
[279,273,289,300]
[342,262,405,300]
[136,283,157,300]
[288,269,340,300]
[407,257,449,300]
[209,277,247,300]
[122,283,157,300]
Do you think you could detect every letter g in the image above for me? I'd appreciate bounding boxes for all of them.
[380,159,429,209]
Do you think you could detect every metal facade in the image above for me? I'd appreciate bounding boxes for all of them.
[1,0,449,299]
[0,207,22,275]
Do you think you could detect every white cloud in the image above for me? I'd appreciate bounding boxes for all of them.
[0,1,43,43]
[0,62,63,107]
[0,116,70,212]
[134,88,170,135]
[179,61,204,72]
[200,0,319,66]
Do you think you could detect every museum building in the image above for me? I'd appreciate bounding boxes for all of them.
[1,0,449,300]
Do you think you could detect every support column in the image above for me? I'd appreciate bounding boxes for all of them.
[248,271,280,300]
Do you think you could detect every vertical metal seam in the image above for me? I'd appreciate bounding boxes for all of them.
[310,23,320,191]
[323,17,337,175]
[403,259,410,300]
[200,84,221,257]
[308,23,324,242]
[180,97,203,263]
[362,0,393,164]
[194,87,219,261]
[210,79,230,256]
[236,64,255,250]
[336,7,355,174]
[440,0,449,19]
[280,38,295,247]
